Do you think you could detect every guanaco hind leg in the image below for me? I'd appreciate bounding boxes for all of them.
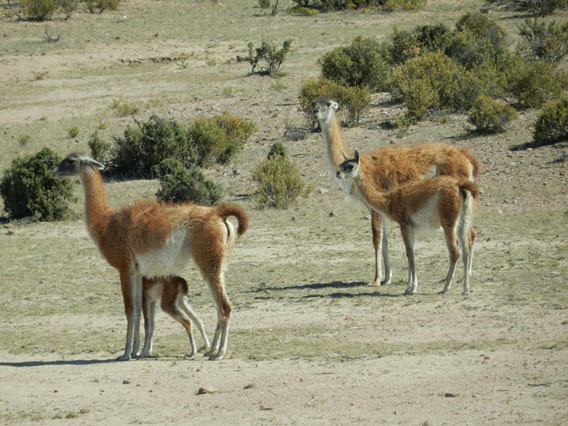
[401,225,418,295]
[201,270,232,361]
[440,226,460,294]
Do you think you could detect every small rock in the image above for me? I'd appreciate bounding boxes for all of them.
[319,188,329,194]
[122,380,130,385]
[328,211,336,217]
[197,386,216,395]
[444,392,458,398]
[244,383,256,390]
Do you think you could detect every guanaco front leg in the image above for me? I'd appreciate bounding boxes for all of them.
[370,211,392,286]
[118,270,143,361]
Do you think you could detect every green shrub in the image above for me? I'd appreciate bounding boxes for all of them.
[293,0,426,10]
[392,51,470,119]
[505,58,568,108]
[110,116,196,179]
[389,24,453,65]
[267,142,287,159]
[259,0,271,8]
[0,148,74,221]
[388,27,423,65]
[154,159,222,205]
[388,15,505,70]
[109,114,254,178]
[20,0,59,20]
[299,79,337,127]
[446,12,508,70]
[293,0,387,11]
[88,130,111,164]
[211,113,256,158]
[293,6,319,14]
[251,156,311,209]
[486,0,568,16]
[299,78,371,128]
[85,0,121,13]
[337,84,373,125]
[384,0,427,11]
[468,94,519,133]
[187,117,232,167]
[188,113,255,167]
[59,0,78,18]
[245,40,292,75]
[534,95,568,144]
[319,36,392,91]
[455,12,507,47]
[518,18,568,62]
[446,30,499,70]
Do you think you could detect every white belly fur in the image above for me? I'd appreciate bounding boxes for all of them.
[135,227,192,278]
[409,192,443,234]
[145,282,164,303]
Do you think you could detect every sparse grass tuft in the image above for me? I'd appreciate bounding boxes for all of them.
[111,97,140,117]
[67,126,79,138]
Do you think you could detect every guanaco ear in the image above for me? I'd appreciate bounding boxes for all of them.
[331,100,339,110]
[354,149,360,164]
[341,150,350,161]
[82,156,105,170]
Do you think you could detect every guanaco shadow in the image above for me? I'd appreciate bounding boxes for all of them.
[0,358,117,368]
[252,280,403,300]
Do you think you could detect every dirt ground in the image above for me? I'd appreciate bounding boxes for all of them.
[1,0,567,425]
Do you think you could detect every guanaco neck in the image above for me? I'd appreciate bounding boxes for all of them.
[352,171,391,218]
[80,166,111,244]
[320,111,353,171]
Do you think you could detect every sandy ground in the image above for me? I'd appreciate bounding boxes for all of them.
[1,292,567,425]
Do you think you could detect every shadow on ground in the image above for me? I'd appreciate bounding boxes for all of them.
[0,358,117,368]
[250,280,404,300]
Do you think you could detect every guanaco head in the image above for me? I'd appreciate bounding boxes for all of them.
[336,149,360,181]
[51,152,104,177]
[312,96,338,123]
